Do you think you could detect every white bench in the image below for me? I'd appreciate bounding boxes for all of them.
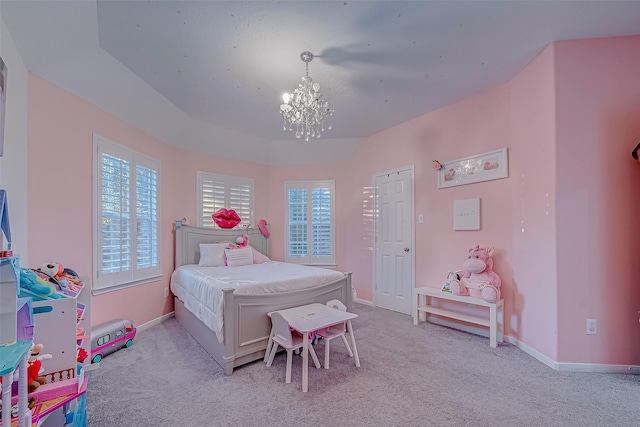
[413,287,504,348]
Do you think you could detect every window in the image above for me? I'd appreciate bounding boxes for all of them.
[93,134,161,294]
[285,180,335,266]
[197,171,254,228]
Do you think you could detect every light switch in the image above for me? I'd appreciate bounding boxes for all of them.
[418,214,424,223]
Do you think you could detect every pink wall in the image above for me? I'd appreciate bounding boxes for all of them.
[27,75,275,328]
[509,44,559,359]
[266,164,344,263]
[27,75,178,327]
[339,85,513,310]
[554,36,640,364]
[173,149,271,245]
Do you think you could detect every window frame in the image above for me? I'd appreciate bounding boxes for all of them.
[92,134,162,295]
[284,180,336,267]
[196,171,254,229]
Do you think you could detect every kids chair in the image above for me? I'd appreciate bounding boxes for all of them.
[266,312,321,383]
[316,300,354,369]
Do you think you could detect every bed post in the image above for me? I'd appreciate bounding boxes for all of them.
[221,287,236,376]
[344,272,353,311]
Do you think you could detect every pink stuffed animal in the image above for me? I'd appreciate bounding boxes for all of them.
[235,234,249,247]
[449,245,501,303]
[258,219,270,238]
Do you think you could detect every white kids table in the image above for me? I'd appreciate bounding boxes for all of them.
[267,303,360,392]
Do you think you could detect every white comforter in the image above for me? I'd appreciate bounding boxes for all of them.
[170,261,345,343]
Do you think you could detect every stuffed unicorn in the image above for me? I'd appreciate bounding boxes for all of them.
[449,245,501,303]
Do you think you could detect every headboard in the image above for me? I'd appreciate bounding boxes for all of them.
[174,221,271,268]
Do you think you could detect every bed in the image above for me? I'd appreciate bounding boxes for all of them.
[171,221,353,375]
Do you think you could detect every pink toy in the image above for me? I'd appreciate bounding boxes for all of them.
[449,245,501,303]
[258,219,270,238]
[235,234,249,247]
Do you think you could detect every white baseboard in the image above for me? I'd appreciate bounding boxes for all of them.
[427,321,640,374]
[353,297,375,307]
[505,335,640,374]
[137,311,175,332]
[411,309,640,374]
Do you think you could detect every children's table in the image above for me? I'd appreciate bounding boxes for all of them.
[268,303,360,392]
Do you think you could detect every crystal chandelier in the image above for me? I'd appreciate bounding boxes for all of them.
[280,51,334,141]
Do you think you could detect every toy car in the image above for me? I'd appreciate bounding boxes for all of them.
[90,319,136,363]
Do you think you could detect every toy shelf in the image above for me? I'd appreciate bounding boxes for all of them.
[7,278,91,427]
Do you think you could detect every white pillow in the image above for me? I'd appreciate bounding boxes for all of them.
[224,247,253,267]
[199,242,229,267]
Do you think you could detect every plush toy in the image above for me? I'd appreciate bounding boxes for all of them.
[235,234,249,247]
[449,245,501,303]
[38,262,64,279]
[26,343,51,392]
[258,219,270,238]
[19,268,63,299]
[38,262,84,293]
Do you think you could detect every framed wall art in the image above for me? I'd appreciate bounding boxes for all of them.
[437,148,508,189]
[453,198,480,230]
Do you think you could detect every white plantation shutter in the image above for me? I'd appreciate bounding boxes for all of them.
[197,171,254,228]
[93,134,162,293]
[135,163,158,270]
[285,181,335,266]
[311,188,332,257]
[100,152,131,279]
[288,188,307,257]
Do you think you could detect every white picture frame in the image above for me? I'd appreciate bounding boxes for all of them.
[437,148,508,189]
[453,198,480,230]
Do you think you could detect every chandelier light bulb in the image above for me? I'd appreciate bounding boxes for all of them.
[279,51,333,140]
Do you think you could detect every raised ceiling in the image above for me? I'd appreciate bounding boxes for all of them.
[2,1,640,165]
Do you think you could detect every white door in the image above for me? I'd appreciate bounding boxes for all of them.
[374,166,414,315]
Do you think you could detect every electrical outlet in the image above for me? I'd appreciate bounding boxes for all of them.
[164,287,169,298]
[586,318,597,335]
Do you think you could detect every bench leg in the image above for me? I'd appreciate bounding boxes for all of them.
[497,302,504,343]
[413,293,429,325]
[489,305,497,348]
[413,290,418,325]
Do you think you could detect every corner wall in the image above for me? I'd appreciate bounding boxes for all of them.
[554,36,640,364]
[509,44,559,360]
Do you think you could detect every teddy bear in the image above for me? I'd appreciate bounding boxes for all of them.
[449,245,501,303]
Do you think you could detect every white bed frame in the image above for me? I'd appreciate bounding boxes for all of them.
[173,221,353,375]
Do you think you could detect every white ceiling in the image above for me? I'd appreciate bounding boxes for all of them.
[2,1,640,165]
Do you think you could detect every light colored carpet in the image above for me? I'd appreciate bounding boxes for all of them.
[86,304,640,426]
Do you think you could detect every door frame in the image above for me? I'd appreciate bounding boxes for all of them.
[372,165,416,313]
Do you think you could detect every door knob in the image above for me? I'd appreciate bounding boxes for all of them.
[404,247,410,252]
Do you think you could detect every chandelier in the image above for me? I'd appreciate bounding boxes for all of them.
[280,51,334,141]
